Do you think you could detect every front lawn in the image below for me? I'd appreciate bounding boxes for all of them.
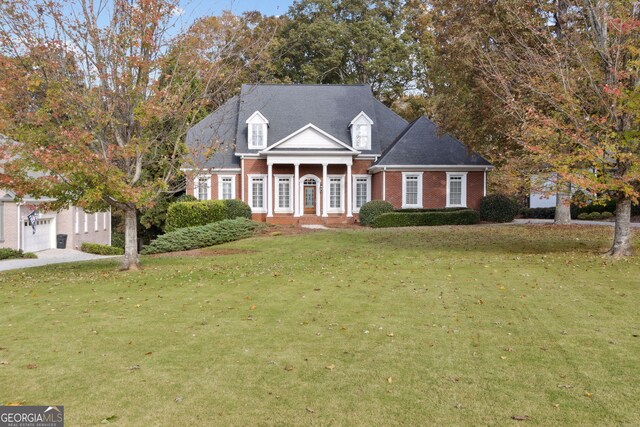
[1,225,639,425]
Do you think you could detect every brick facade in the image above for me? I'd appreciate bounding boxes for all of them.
[186,160,487,224]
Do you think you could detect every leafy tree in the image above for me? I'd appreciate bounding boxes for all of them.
[429,0,640,255]
[275,0,419,103]
[0,1,275,270]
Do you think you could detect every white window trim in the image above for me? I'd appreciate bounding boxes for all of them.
[248,174,267,213]
[352,175,371,213]
[194,175,212,201]
[328,175,345,214]
[248,123,267,149]
[94,213,98,231]
[274,174,294,214]
[446,172,468,208]
[402,172,423,209]
[84,213,88,233]
[103,212,107,231]
[217,175,236,200]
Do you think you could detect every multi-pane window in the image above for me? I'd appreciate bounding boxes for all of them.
[198,177,209,200]
[447,173,467,207]
[329,177,342,210]
[277,177,292,212]
[405,176,419,206]
[249,176,266,211]
[402,173,422,208]
[354,176,370,210]
[221,177,234,200]
[356,124,369,148]
[249,123,265,148]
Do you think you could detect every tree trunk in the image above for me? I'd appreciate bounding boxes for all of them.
[121,207,141,270]
[554,182,572,224]
[607,197,632,258]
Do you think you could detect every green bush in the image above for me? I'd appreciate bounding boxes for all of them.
[223,199,252,219]
[588,212,603,220]
[175,194,197,203]
[165,200,227,232]
[520,207,555,219]
[359,200,394,225]
[479,195,518,223]
[373,209,480,228]
[80,243,124,255]
[577,213,589,220]
[111,232,125,249]
[600,211,613,219]
[0,248,37,260]
[142,218,266,255]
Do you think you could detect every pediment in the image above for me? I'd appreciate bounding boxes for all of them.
[263,124,358,153]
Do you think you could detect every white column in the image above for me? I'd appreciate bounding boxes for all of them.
[322,163,329,217]
[383,169,386,201]
[346,163,353,217]
[267,163,273,217]
[240,157,245,202]
[294,163,300,217]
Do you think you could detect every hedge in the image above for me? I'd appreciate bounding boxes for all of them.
[165,200,227,232]
[81,243,124,255]
[0,248,37,260]
[373,209,480,228]
[479,195,518,223]
[359,200,393,225]
[142,218,266,255]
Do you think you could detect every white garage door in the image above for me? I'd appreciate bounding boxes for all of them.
[22,217,55,252]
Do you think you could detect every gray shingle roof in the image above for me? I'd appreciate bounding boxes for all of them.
[185,85,491,170]
[374,117,492,167]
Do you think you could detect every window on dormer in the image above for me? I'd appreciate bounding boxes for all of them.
[246,111,268,149]
[355,124,369,149]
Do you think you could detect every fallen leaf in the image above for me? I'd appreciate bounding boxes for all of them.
[305,407,315,413]
[127,365,140,371]
[145,352,153,356]
[325,364,335,371]
[0,361,9,365]
[387,332,395,337]
[387,377,393,383]
[101,415,118,424]
[250,304,257,310]
[175,396,183,403]
[500,356,507,360]
[511,415,529,421]
[26,363,37,369]
[584,392,593,398]
[284,365,294,371]
[557,384,573,389]
[5,402,25,406]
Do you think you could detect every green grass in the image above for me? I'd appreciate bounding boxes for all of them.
[1,224,639,426]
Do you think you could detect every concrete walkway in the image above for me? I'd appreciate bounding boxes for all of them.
[513,218,640,228]
[0,249,120,273]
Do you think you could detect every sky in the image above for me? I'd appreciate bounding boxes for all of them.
[181,0,295,21]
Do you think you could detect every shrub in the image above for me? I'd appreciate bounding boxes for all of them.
[359,200,394,225]
[111,232,125,249]
[577,212,589,220]
[142,218,266,255]
[223,199,252,219]
[175,194,197,203]
[588,212,603,220]
[0,248,37,260]
[600,211,613,219]
[373,209,480,228]
[165,200,226,232]
[479,195,518,223]
[81,243,124,255]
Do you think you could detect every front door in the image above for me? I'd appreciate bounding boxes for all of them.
[304,185,316,214]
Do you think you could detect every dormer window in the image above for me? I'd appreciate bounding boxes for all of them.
[349,111,373,150]
[246,111,269,149]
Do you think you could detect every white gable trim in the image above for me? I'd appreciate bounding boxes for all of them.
[349,111,374,127]
[246,111,269,125]
[261,123,359,154]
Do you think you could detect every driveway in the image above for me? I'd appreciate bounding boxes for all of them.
[0,249,120,272]
[513,218,640,228]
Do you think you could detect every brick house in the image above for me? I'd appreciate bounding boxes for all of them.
[184,84,492,224]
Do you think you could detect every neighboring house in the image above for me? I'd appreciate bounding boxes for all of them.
[0,189,111,252]
[185,84,493,224]
[0,136,112,252]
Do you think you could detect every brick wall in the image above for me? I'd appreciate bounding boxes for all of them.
[467,171,485,209]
